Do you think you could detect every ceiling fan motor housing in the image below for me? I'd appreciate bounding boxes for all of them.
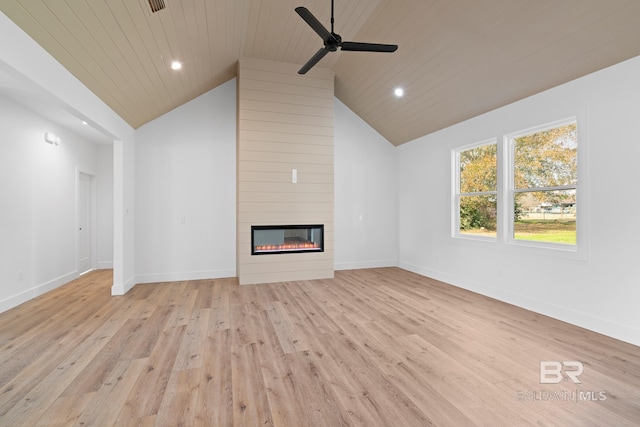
[325,33,341,51]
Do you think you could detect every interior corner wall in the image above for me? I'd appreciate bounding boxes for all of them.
[397,55,640,346]
[334,98,398,270]
[134,79,237,283]
[236,58,335,285]
[0,96,102,312]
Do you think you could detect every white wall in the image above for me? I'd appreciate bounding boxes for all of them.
[96,144,113,269]
[398,55,640,346]
[135,79,237,282]
[334,98,398,269]
[112,138,136,295]
[0,96,107,311]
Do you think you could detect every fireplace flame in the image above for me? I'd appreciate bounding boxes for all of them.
[254,242,320,252]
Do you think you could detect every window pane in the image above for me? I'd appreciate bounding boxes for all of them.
[460,143,497,193]
[460,195,497,237]
[514,123,577,189]
[514,190,576,244]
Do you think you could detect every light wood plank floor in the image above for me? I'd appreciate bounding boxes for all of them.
[1,268,639,426]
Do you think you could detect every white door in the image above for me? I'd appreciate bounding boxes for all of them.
[78,172,92,274]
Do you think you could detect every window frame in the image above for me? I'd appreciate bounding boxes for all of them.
[504,117,579,251]
[451,114,587,259]
[452,138,498,241]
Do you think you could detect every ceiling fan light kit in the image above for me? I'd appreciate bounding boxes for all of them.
[295,0,398,74]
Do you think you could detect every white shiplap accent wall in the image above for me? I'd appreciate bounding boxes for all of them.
[237,58,335,285]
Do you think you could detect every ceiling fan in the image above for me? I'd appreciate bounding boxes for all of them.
[295,0,398,74]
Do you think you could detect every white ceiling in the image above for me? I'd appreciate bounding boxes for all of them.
[2,0,640,146]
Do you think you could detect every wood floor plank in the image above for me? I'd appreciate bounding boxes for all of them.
[0,268,639,426]
[286,349,352,426]
[229,301,256,347]
[117,305,173,360]
[155,367,201,427]
[61,318,146,396]
[33,392,95,426]
[0,299,131,425]
[116,325,186,422]
[252,309,312,426]
[230,343,274,427]
[210,290,230,330]
[74,358,148,427]
[172,308,211,371]
[188,279,214,310]
[314,329,436,426]
[284,281,342,334]
[0,285,118,387]
[340,317,476,426]
[166,287,198,327]
[265,300,309,354]
[194,329,233,426]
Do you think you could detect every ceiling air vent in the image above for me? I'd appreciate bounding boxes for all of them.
[148,0,166,13]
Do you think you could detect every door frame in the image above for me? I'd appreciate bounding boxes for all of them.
[77,169,97,274]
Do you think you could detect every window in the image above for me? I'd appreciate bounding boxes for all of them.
[453,118,581,250]
[509,121,577,245]
[454,141,497,238]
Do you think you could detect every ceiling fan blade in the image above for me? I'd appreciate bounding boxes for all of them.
[295,7,335,43]
[298,47,331,74]
[341,41,398,53]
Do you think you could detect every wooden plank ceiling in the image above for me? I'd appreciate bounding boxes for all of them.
[2,0,640,145]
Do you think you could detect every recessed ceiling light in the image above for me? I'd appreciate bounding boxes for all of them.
[171,61,182,70]
[394,87,404,97]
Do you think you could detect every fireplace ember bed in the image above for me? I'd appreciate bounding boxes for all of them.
[251,225,324,255]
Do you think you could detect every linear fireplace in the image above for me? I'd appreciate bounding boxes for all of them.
[251,224,324,255]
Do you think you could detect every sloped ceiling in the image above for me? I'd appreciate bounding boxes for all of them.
[2,0,640,145]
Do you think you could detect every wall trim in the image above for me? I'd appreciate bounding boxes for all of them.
[97,261,114,269]
[334,259,398,271]
[111,275,136,296]
[398,261,640,347]
[0,271,77,313]
[136,269,237,285]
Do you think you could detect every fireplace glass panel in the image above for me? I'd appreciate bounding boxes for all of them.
[252,225,324,255]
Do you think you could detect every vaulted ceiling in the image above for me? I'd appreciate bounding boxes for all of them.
[2,0,640,145]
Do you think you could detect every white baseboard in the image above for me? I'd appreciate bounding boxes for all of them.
[0,271,78,313]
[334,259,398,271]
[97,261,114,269]
[111,275,136,296]
[136,268,237,285]
[398,261,640,348]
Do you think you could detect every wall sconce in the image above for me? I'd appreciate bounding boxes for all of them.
[44,132,61,145]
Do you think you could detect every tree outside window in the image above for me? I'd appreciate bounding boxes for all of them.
[457,142,497,237]
[510,122,577,244]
